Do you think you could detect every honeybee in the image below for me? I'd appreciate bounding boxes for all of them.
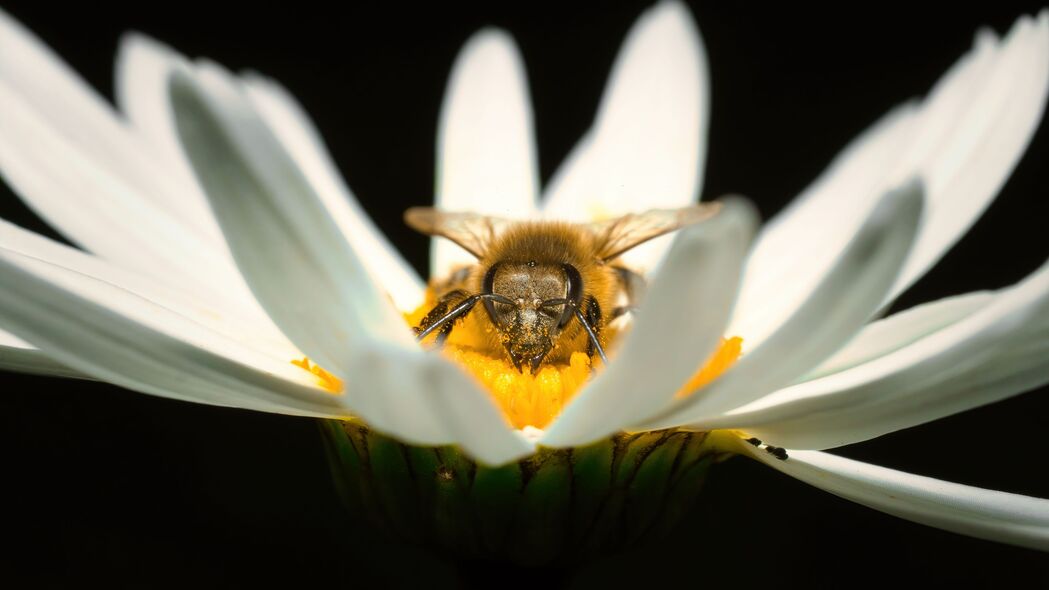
[405,204,722,372]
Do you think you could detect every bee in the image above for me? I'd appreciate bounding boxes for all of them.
[404,204,722,372]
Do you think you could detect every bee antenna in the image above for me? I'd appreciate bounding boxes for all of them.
[572,307,609,366]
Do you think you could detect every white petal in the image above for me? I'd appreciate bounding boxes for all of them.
[169,63,416,377]
[637,181,924,431]
[709,259,1049,450]
[0,248,347,417]
[541,198,757,447]
[434,28,539,278]
[727,103,920,347]
[0,225,531,463]
[0,328,86,380]
[732,13,1049,346]
[0,16,281,328]
[0,11,222,248]
[241,73,425,312]
[344,346,536,466]
[541,1,709,272]
[802,290,992,380]
[889,13,1049,301]
[733,439,1049,551]
[0,85,297,359]
[0,216,298,360]
[427,373,535,466]
[114,33,226,242]
[171,63,531,461]
[0,81,230,291]
[112,35,318,340]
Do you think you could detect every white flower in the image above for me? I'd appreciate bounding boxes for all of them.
[1,0,1048,553]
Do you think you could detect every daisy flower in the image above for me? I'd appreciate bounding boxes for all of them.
[1,0,1048,571]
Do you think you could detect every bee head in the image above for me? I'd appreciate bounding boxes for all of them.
[482,261,583,372]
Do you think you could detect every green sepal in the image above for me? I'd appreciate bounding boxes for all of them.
[623,433,686,545]
[431,447,478,556]
[321,420,725,567]
[568,438,614,546]
[366,431,423,542]
[470,462,523,555]
[508,450,571,566]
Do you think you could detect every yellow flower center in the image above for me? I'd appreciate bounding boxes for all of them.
[402,295,742,430]
[677,336,743,397]
[292,357,344,392]
[289,298,742,428]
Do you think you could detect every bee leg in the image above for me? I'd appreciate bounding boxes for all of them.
[572,296,608,369]
[415,289,469,347]
[583,296,603,359]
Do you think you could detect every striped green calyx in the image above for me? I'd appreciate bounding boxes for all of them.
[320,419,728,566]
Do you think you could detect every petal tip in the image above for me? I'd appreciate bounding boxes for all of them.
[635,0,703,44]
[457,27,522,67]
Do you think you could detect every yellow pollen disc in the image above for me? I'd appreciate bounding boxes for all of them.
[676,336,744,398]
[405,296,743,430]
[292,357,344,393]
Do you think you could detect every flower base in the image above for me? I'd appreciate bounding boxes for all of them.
[319,419,728,567]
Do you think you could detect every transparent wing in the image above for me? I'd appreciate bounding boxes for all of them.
[403,207,513,259]
[589,202,722,262]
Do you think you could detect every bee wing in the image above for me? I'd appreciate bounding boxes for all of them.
[589,203,723,262]
[403,207,512,259]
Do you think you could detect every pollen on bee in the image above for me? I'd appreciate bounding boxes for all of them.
[292,357,344,393]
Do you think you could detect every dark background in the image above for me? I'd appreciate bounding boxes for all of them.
[2,0,1048,586]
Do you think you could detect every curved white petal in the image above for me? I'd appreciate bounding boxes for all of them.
[728,103,920,347]
[241,73,425,312]
[0,216,298,360]
[114,33,226,242]
[0,248,347,417]
[434,28,539,278]
[0,11,221,247]
[170,63,415,376]
[171,63,531,463]
[889,13,1049,301]
[638,181,924,431]
[0,16,285,338]
[541,0,709,272]
[116,33,187,164]
[112,33,362,347]
[0,328,86,380]
[709,259,1049,450]
[731,12,1049,345]
[344,345,535,466]
[802,290,992,380]
[0,81,230,290]
[0,223,532,463]
[541,198,757,447]
[732,439,1049,551]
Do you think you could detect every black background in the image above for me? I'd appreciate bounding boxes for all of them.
[2,0,1049,587]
